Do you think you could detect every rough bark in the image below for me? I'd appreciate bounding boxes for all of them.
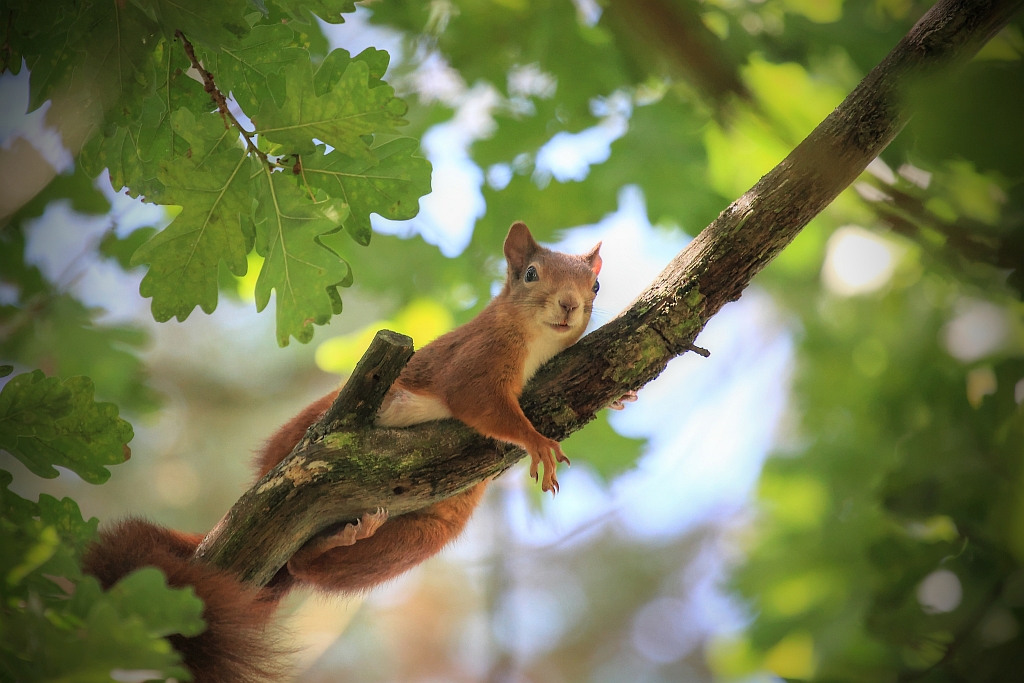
[195,0,1024,587]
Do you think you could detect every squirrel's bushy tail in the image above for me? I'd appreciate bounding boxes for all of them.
[82,518,287,683]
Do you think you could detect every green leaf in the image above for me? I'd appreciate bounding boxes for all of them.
[136,37,212,163]
[0,371,133,484]
[67,0,160,126]
[314,46,390,96]
[134,0,250,48]
[253,169,351,345]
[81,40,210,199]
[199,23,304,113]
[0,472,193,682]
[133,110,253,322]
[80,120,160,199]
[302,137,431,245]
[0,9,24,76]
[36,494,100,564]
[0,366,13,379]
[560,411,646,482]
[107,568,206,639]
[6,525,60,586]
[1,293,158,413]
[16,0,85,112]
[99,227,158,270]
[255,57,408,162]
[1,571,195,683]
[171,107,239,160]
[9,493,98,588]
[274,0,357,24]
[0,370,73,450]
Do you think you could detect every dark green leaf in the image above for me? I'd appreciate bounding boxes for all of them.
[132,110,253,322]
[199,23,304,113]
[99,227,158,269]
[0,371,132,483]
[135,0,250,48]
[256,57,408,162]
[302,137,431,245]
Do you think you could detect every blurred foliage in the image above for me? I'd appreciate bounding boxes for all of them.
[359,0,1024,680]
[0,372,203,682]
[0,166,159,412]
[726,225,1024,680]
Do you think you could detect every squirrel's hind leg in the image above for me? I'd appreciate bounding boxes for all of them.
[288,508,389,576]
[284,483,487,593]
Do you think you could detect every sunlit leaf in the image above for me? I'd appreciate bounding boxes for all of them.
[253,169,351,345]
[0,371,132,483]
[132,110,253,322]
[302,137,431,245]
[255,57,408,162]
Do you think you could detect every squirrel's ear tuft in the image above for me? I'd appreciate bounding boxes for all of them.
[504,221,541,273]
[586,241,603,276]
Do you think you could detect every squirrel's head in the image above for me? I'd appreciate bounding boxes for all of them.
[502,221,602,344]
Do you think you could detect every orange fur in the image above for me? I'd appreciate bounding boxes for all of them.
[253,388,489,595]
[81,520,286,683]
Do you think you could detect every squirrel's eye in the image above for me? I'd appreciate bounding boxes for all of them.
[524,266,539,283]
[592,280,600,294]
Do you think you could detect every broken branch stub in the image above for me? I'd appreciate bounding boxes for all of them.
[302,329,414,446]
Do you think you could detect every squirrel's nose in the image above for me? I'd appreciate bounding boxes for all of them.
[559,298,579,315]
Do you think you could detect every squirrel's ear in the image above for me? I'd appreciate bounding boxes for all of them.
[504,221,540,272]
[585,241,603,276]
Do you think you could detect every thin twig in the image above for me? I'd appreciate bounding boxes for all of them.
[174,30,273,167]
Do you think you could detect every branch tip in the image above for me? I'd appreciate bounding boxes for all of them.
[686,344,711,358]
[303,329,414,444]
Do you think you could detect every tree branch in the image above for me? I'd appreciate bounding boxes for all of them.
[194,0,1024,587]
[174,30,273,167]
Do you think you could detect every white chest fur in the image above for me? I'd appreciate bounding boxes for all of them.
[521,331,570,388]
[376,388,452,428]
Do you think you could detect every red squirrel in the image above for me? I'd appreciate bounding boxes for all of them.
[82,222,609,682]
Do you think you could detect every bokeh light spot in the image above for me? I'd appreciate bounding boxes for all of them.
[917,569,962,614]
[821,226,902,296]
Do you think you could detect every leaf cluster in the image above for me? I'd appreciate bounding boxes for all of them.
[726,230,1024,679]
[0,369,202,682]
[4,0,431,346]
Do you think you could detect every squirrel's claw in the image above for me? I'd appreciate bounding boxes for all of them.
[608,390,638,411]
[527,438,565,495]
[553,442,570,467]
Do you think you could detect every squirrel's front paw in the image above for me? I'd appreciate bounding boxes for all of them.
[527,438,570,494]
